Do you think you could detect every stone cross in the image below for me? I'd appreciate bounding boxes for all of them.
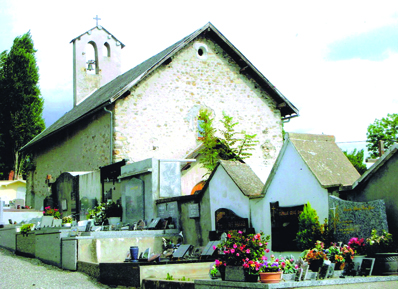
[93,15,101,26]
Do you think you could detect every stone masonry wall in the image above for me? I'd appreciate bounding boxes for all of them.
[114,36,283,183]
[30,111,111,202]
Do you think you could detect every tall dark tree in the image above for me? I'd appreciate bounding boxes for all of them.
[366,113,398,159]
[0,31,45,179]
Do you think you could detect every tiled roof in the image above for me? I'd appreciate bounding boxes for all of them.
[288,132,360,188]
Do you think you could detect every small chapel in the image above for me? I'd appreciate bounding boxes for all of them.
[21,20,299,210]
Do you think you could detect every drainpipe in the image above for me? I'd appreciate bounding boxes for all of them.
[104,107,113,164]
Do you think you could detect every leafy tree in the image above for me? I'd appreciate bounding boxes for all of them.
[0,31,45,179]
[198,110,258,177]
[366,113,398,159]
[343,149,367,175]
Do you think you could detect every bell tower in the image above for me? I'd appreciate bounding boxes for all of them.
[71,17,125,106]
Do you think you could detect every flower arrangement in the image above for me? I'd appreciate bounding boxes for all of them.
[341,245,354,263]
[348,237,366,255]
[62,216,73,224]
[43,206,61,219]
[20,223,34,236]
[327,243,344,263]
[366,229,394,256]
[259,254,280,272]
[215,230,270,273]
[279,256,299,274]
[210,264,218,277]
[303,240,328,262]
[88,203,106,223]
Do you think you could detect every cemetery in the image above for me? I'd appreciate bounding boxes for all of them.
[1,150,398,288]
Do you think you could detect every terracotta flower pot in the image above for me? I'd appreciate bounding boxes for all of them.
[259,271,282,283]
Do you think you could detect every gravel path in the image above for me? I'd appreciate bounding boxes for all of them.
[0,247,113,289]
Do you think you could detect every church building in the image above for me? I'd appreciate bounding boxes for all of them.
[21,22,298,209]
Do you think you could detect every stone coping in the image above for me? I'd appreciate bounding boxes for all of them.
[195,276,398,288]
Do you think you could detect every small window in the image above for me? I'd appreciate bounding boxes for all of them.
[104,42,111,57]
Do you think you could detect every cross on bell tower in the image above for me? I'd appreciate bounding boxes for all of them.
[93,15,101,26]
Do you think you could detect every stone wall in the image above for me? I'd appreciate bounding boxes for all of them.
[114,36,283,184]
[29,111,111,206]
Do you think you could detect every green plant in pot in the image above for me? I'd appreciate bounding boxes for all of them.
[105,200,122,225]
[366,229,397,275]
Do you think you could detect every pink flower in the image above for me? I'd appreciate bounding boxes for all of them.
[231,249,235,254]
[236,253,239,256]
[259,243,263,247]
[238,230,242,234]
[233,244,237,249]
[265,248,270,253]
[212,245,216,250]
[246,249,250,254]
[262,255,268,261]
[295,265,299,269]
[215,259,220,266]
[281,262,286,267]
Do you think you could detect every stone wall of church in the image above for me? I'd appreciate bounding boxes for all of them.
[27,111,111,207]
[113,36,283,185]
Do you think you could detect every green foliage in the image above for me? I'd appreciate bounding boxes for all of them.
[198,110,259,176]
[20,223,34,236]
[296,202,331,251]
[166,273,174,280]
[0,31,45,179]
[366,113,398,159]
[343,149,367,175]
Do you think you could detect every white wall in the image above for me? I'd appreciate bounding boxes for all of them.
[252,141,329,250]
[209,166,250,230]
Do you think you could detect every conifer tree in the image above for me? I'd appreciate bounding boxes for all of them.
[0,31,45,179]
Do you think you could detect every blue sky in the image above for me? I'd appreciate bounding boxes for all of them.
[1,0,398,159]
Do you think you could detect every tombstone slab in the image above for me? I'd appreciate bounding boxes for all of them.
[329,196,388,244]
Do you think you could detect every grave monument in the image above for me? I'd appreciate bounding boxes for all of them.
[329,195,388,244]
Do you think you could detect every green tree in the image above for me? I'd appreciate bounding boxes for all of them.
[343,149,367,175]
[296,202,331,251]
[198,110,258,177]
[0,31,45,179]
[366,113,398,159]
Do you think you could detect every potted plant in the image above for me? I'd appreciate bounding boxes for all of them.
[215,230,270,282]
[105,201,122,226]
[327,243,350,270]
[88,203,106,225]
[258,254,282,283]
[42,206,61,227]
[302,240,328,272]
[366,229,397,275]
[62,216,73,227]
[279,255,299,280]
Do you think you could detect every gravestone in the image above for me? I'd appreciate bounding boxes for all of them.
[188,203,200,218]
[157,201,179,230]
[159,161,181,198]
[329,196,388,244]
[14,199,24,208]
[359,258,375,276]
[173,244,193,258]
[201,241,220,257]
[270,201,304,251]
[215,208,249,232]
[122,178,145,224]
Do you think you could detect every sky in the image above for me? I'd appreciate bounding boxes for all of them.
[1,0,398,157]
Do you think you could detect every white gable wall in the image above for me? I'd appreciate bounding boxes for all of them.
[208,166,250,230]
[251,141,329,249]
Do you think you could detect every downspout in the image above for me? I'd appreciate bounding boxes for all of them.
[104,107,113,164]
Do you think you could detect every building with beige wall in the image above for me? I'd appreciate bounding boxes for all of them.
[21,22,298,209]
